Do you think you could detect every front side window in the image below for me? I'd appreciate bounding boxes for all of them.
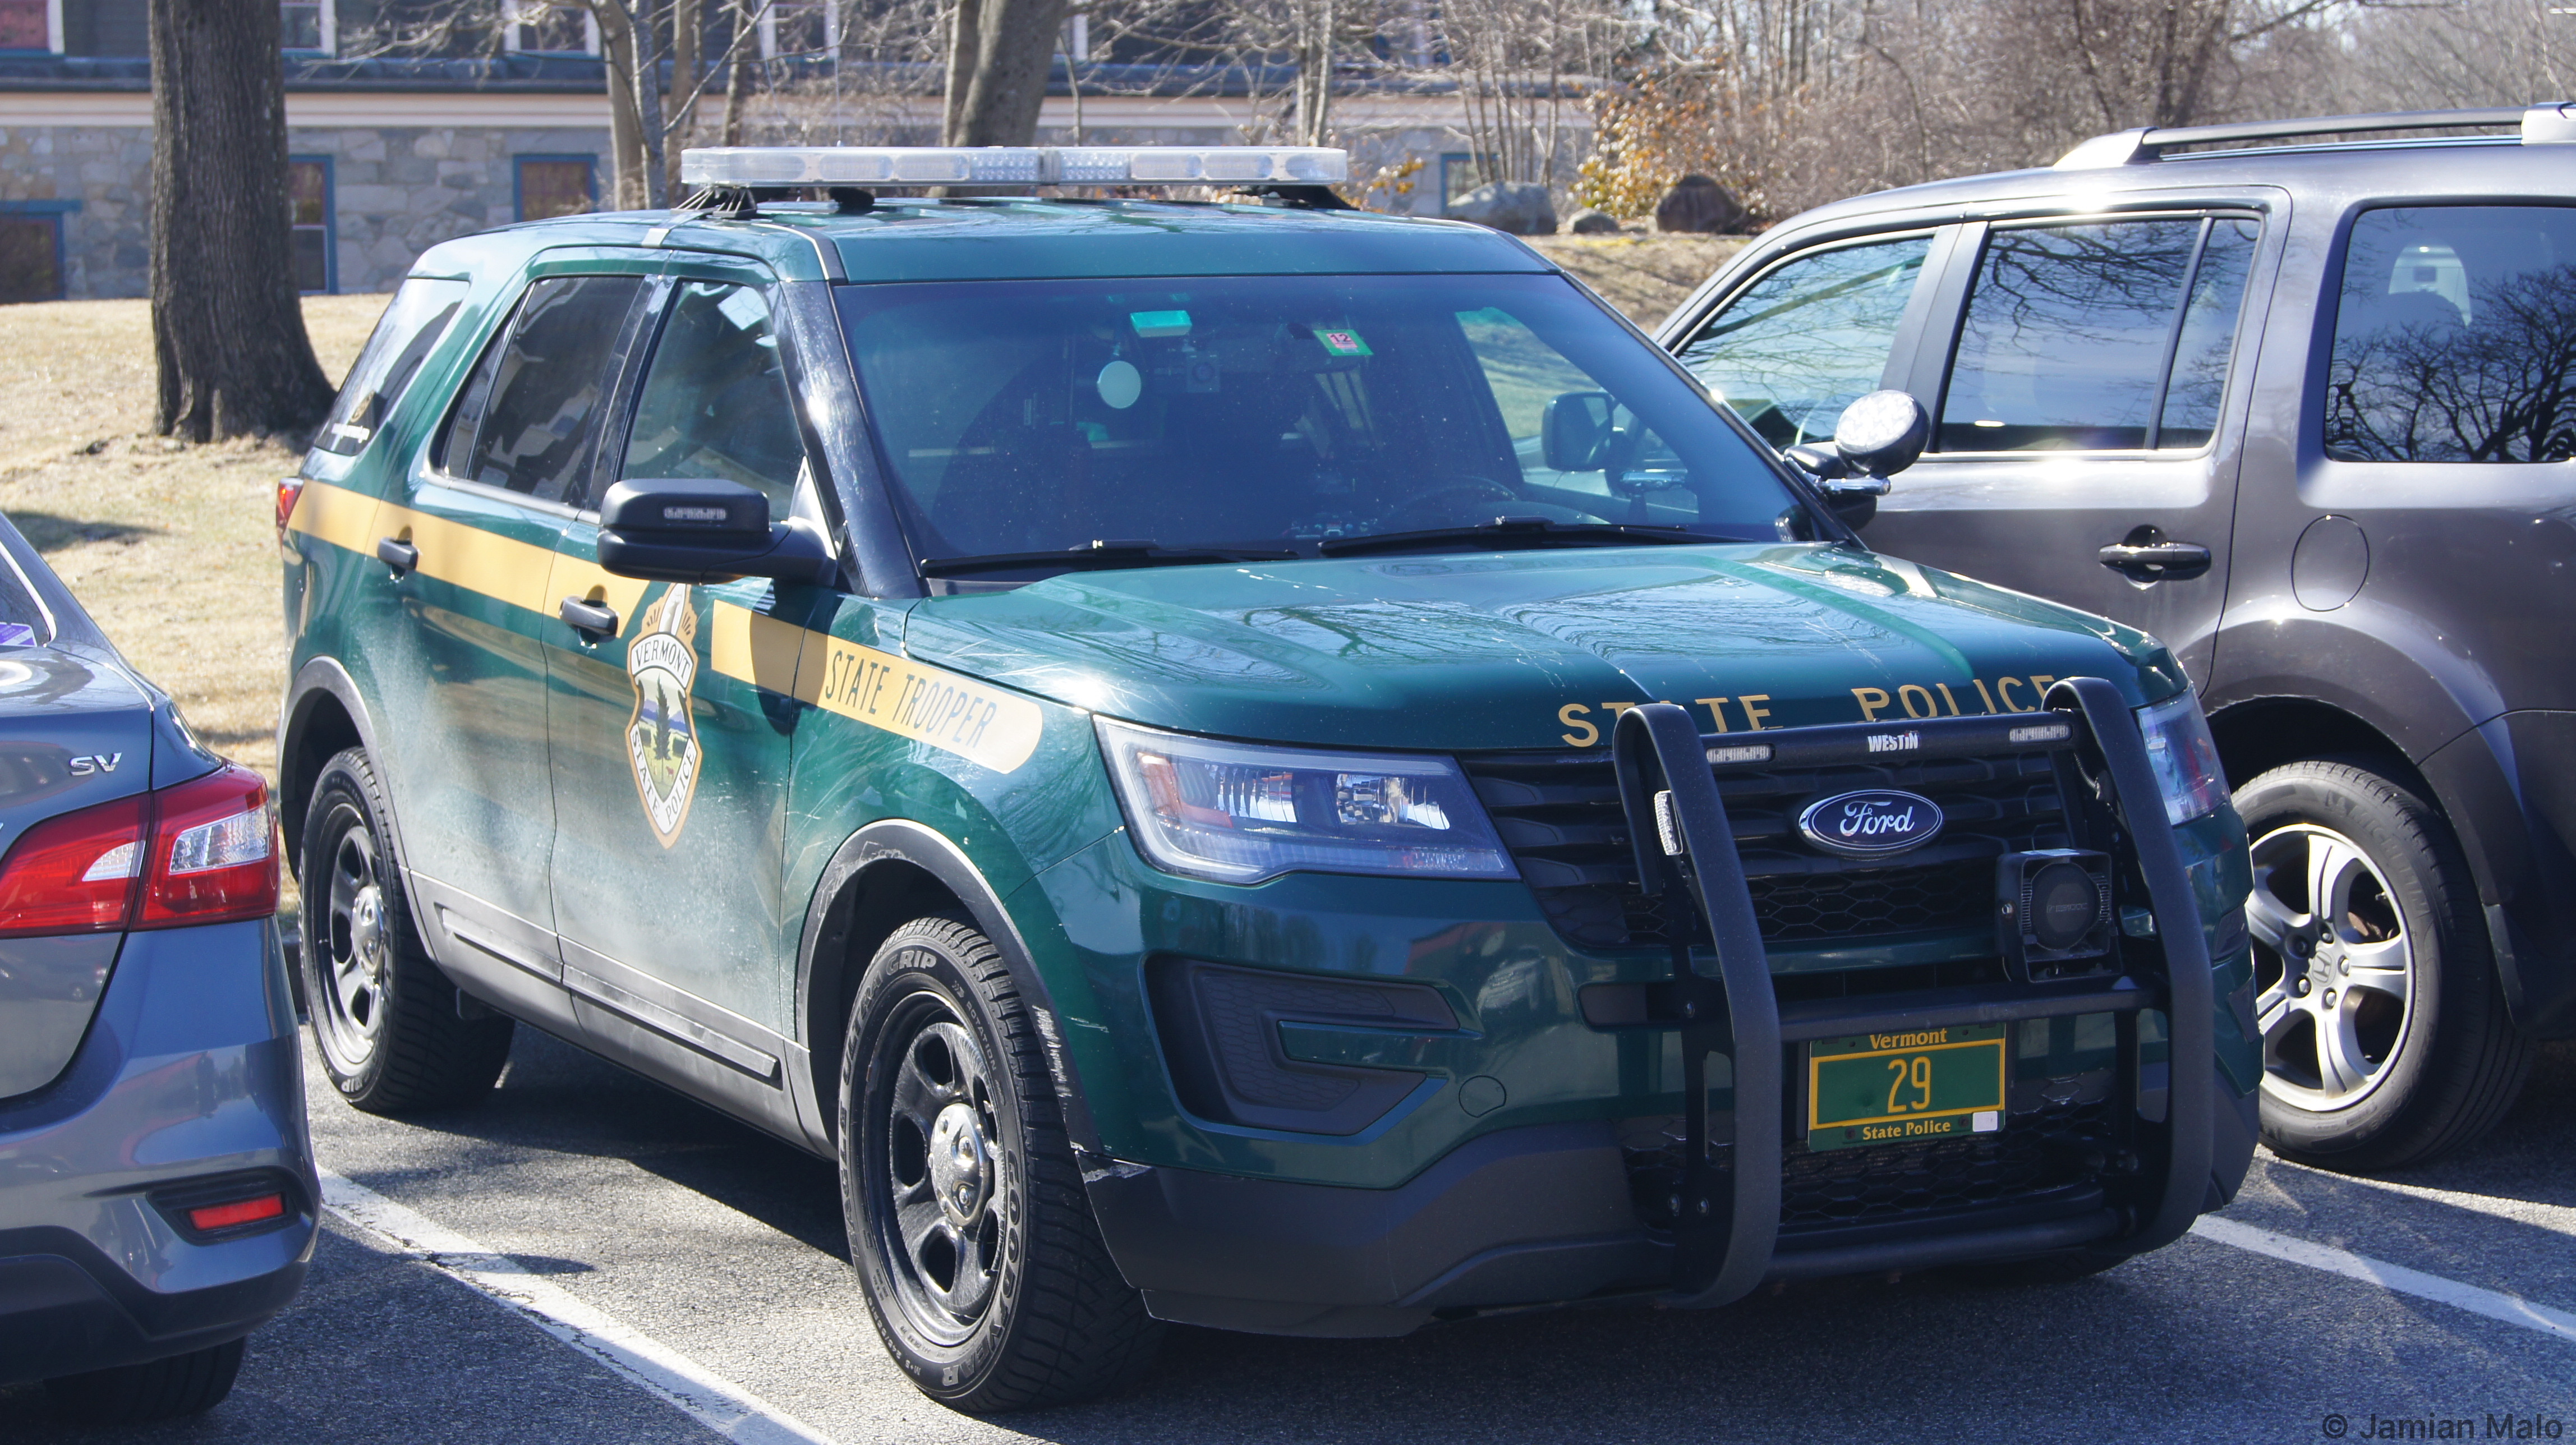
[1675,234,1932,450]
[314,276,469,457]
[2325,205,2576,463]
[619,282,805,516]
[439,275,642,503]
[1940,217,2257,452]
[835,272,1802,569]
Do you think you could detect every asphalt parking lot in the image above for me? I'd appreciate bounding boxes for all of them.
[7,1028,2572,1445]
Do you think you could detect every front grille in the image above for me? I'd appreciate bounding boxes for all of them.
[1462,747,2073,950]
[1619,1098,2115,1235]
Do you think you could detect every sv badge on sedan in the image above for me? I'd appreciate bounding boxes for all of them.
[1797,789,1945,859]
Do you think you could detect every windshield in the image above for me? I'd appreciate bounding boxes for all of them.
[835,273,1809,574]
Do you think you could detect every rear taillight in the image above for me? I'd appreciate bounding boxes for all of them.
[0,762,277,937]
[188,1194,286,1231]
[136,764,278,928]
[277,476,306,540]
[0,793,149,936]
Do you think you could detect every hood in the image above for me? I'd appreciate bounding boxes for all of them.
[900,544,2189,753]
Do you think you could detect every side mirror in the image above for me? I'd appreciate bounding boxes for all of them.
[1832,389,1929,479]
[597,478,834,585]
[1541,390,1616,471]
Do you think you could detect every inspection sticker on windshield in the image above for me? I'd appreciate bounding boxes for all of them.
[1129,310,1192,337]
[1312,327,1372,357]
[0,623,34,647]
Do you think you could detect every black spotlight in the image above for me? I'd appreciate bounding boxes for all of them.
[1997,849,2115,981]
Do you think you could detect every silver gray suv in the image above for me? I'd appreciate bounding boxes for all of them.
[1662,104,2576,1172]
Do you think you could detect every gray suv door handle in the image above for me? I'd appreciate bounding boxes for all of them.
[2099,528,2212,582]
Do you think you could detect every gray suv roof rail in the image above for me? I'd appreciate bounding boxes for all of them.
[2055,102,2576,169]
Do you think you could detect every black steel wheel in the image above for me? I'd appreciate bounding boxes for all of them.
[840,915,1160,1412]
[298,747,513,1113]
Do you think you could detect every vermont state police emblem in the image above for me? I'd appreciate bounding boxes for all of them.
[626,586,702,848]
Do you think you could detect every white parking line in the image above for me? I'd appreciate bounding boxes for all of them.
[2192,1214,2576,1346]
[317,1167,842,1445]
[2270,1157,2576,1237]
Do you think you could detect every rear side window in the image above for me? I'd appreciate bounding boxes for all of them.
[438,275,643,503]
[617,281,806,517]
[314,278,469,458]
[1939,217,2257,453]
[2325,205,2576,463]
[1675,235,1932,449]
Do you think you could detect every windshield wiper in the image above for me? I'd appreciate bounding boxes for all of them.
[919,539,1300,578]
[1314,517,1728,559]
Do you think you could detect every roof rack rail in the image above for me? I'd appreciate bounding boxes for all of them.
[2054,102,2576,169]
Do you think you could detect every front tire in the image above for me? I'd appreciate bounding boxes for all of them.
[2237,759,2532,1172]
[840,917,1161,1412]
[299,747,514,1113]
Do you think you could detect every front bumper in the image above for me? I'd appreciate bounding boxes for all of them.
[1059,687,2258,1333]
[0,919,318,1385]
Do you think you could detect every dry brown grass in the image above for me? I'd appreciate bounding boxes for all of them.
[0,295,391,782]
[1528,234,1751,330]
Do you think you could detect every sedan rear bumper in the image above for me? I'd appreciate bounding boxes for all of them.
[0,919,318,1386]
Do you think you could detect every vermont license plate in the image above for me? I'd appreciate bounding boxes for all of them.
[1806,1023,2009,1152]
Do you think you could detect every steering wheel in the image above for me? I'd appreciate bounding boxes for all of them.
[1378,475,1521,532]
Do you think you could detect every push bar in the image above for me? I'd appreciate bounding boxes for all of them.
[1611,702,1781,1307]
[1608,679,2218,1297]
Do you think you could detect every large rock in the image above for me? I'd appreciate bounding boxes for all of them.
[1567,208,1622,234]
[1450,181,1558,236]
[1654,174,1749,234]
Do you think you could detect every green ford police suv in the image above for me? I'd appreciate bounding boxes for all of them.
[279,146,2261,1412]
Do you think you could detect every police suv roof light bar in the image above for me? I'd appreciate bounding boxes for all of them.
[679,145,1351,189]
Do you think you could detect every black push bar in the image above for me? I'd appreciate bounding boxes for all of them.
[1607,677,2216,1300]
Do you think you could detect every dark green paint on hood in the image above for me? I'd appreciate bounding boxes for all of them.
[900,544,2189,753]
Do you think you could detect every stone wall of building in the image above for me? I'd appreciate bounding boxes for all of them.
[0,121,612,300]
[307,125,611,293]
[1,112,1566,302]
[0,123,153,298]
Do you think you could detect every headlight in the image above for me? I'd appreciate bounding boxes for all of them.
[2135,690,2228,826]
[1096,719,1515,885]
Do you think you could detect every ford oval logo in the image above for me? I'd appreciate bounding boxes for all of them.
[1796,789,1945,859]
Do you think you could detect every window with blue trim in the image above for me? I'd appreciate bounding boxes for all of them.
[0,206,65,304]
[289,158,334,294]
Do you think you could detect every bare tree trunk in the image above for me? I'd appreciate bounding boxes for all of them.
[951,0,1072,145]
[668,0,698,197]
[721,0,753,146]
[631,0,670,208]
[942,0,981,144]
[148,0,333,441]
[602,7,647,208]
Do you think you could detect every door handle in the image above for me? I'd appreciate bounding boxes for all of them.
[375,537,418,575]
[558,596,620,637]
[2097,527,2212,582]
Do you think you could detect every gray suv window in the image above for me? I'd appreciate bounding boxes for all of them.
[1940,218,2256,453]
[2325,205,2576,463]
[1675,234,1931,449]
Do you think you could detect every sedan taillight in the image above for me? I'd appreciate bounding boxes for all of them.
[0,763,278,937]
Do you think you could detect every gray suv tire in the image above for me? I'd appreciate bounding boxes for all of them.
[2237,759,2533,1171]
